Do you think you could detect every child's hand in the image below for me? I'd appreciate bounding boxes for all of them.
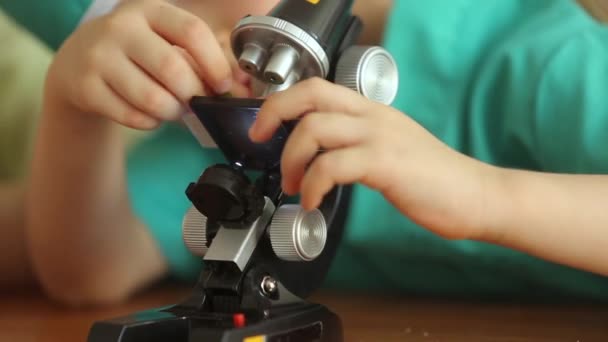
[45,0,243,130]
[249,78,495,240]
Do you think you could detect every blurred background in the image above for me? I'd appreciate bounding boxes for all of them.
[0,8,50,182]
[0,8,52,289]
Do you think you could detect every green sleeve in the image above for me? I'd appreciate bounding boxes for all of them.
[533,29,608,173]
[466,16,608,174]
[0,0,92,50]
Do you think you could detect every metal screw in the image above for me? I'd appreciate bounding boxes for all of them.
[261,276,277,296]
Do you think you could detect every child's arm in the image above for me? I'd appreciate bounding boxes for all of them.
[483,170,608,278]
[476,27,608,277]
[249,44,608,280]
[27,0,236,306]
[0,183,32,288]
[29,97,167,306]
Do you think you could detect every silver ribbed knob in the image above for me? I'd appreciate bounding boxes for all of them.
[182,206,209,257]
[334,46,399,105]
[269,205,327,262]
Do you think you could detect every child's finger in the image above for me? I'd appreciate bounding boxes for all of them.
[299,147,370,210]
[230,81,252,98]
[146,3,232,94]
[81,75,160,130]
[217,30,250,85]
[126,31,207,102]
[250,78,369,142]
[281,112,367,194]
[174,45,249,97]
[104,52,182,121]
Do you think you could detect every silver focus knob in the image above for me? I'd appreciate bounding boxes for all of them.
[269,205,327,262]
[334,46,399,105]
[182,206,209,257]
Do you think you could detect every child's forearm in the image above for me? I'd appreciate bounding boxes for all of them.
[0,182,34,288]
[483,167,608,277]
[26,103,166,306]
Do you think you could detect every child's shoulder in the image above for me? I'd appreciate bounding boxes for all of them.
[383,0,607,101]
[384,0,604,55]
[382,0,608,167]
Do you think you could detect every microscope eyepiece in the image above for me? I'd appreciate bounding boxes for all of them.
[229,0,398,103]
[238,43,267,75]
[264,44,300,85]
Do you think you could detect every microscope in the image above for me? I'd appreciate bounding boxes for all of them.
[87,0,398,341]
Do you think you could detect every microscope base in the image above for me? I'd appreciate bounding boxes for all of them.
[87,302,343,342]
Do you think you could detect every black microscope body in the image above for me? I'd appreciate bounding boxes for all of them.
[88,0,398,341]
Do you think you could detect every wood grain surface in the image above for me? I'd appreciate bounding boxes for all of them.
[1,286,607,341]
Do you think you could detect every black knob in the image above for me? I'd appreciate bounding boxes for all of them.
[186,165,250,222]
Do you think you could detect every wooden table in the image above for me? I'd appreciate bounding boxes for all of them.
[2,286,608,342]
